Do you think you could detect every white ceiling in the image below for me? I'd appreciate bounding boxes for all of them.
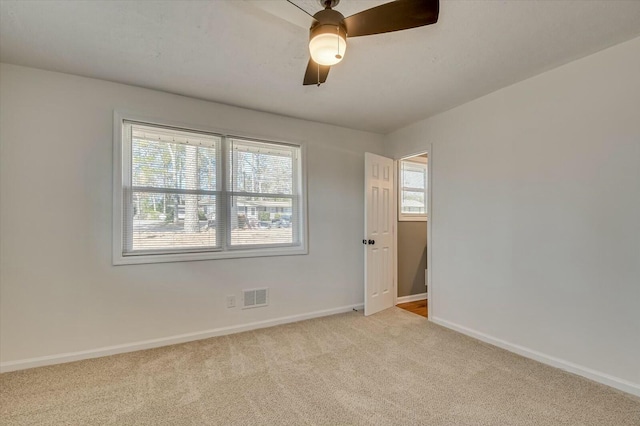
[1,0,640,133]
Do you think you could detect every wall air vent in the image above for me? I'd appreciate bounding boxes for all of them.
[242,288,269,309]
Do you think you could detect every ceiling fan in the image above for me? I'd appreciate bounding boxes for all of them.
[286,0,440,86]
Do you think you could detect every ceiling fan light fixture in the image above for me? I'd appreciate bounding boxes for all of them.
[309,24,347,66]
[301,0,439,86]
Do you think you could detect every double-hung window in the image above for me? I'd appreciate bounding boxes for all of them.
[113,114,306,264]
[398,156,428,221]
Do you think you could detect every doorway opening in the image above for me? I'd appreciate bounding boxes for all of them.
[395,151,429,318]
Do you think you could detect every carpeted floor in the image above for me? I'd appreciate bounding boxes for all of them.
[1,308,639,425]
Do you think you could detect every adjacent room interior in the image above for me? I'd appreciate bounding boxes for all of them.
[396,153,429,318]
[1,0,639,424]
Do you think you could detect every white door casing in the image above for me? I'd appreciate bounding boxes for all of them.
[364,153,395,316]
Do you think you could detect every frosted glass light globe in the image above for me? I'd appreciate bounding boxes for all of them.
[309,32,347,66]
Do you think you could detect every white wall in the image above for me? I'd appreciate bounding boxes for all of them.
[0,64,385,367]
[386,36,640,394]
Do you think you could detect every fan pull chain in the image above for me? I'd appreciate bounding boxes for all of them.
[335,26,342,60]
[317,62,320,87]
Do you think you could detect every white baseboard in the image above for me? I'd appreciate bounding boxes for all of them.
[0,303,363,373]
[396,292,427,304]
[430,316,640,398]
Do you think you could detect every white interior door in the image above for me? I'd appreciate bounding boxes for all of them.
[364,153,395,316]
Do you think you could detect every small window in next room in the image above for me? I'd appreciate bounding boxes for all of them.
[113,114,307,265]
[399,154,428,221]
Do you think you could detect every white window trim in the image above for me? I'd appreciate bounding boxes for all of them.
[398,156,428,222]
[112,111,308,265]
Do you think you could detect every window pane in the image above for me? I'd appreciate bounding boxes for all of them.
[127,192,218,252]
[402,168,425,190]
[131,124,219,191]
[400,158,427,217]
[401,190,425,214]
[230,139,294,195]
[230,196,294,246]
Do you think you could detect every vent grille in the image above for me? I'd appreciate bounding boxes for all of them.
[242,288,268,309]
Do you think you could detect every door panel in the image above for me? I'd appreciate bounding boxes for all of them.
[364,153,394,316]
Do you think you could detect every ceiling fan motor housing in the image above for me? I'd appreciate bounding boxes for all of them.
[310,9,347,41]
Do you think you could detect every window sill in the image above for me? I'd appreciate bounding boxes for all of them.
[398,215,428,222]
[113,245,308,265]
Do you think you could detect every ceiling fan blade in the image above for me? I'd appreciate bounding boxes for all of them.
[344,0,439,38]
[303,58,330,86]
[243,0,314,30]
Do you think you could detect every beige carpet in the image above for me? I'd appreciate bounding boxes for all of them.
[1,308,639,425]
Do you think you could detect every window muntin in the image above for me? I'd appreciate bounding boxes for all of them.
[399,157,427,221]
[117,118,305,263]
